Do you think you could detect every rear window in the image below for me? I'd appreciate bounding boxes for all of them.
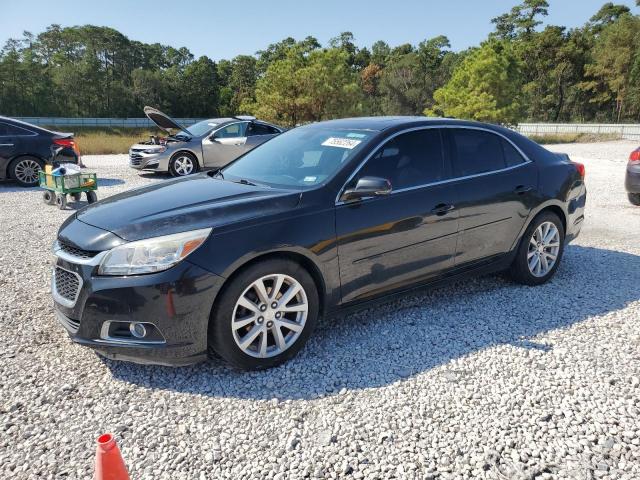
[450,129,506,177]
[502,138,527,167]
[0,122,35,136]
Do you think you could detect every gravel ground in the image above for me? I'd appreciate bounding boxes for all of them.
[1,141,639,480]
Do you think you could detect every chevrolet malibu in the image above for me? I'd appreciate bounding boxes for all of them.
[52,117,586,370]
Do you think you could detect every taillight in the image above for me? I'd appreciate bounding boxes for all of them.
[572,161,585,178]
[630,148,640,165]
[54,138,80,155]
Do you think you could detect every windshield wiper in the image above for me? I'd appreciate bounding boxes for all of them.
[212,169,224,180]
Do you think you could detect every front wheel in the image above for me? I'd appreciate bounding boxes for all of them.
[43,190,56,205]
[56,194,67,210]
[169,152,198,177]
[209,259,319,370]
[628,193,640,206]
[509,211,565,286]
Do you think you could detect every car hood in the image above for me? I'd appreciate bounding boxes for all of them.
[144,106,191,136]
[75,175,301,241]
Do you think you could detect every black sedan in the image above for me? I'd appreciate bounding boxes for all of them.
[0,116,80,187]
[52,117,586,369]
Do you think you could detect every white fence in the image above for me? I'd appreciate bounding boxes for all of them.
[517,123,640,141]
[14,117,204,128]
[11,117,640,140]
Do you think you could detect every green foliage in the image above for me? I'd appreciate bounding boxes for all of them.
[2,2,640,125]
[428,42,523,124]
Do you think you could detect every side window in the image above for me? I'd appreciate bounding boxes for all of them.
[0,123,8,136]
[214,122,248,139]
[502,138,526,167]
[356,129,445,190]
[247,123,273,136]
[450,129,506,177]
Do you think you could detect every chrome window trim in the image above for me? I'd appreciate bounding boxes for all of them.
[0,121,38,137]
[52,266,83,308]
[335,124,532,205]
[208,121,250,140]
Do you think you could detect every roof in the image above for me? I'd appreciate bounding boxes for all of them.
[300,116,485,132]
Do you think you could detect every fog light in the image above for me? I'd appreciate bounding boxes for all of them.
[130,322,147,338]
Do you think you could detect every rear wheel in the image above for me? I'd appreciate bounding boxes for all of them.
[209,259,319,370]
[169,152,198,177]
[71,192,82,202]
[509,211,565,286]
[86,191,98,204]
[10,157,43,187]
[628,193,640,206]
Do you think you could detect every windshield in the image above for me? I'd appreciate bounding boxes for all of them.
[185,120,219,137]
[222,126,375,188]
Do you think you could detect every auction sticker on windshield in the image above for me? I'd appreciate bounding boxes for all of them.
[322,137,362,149]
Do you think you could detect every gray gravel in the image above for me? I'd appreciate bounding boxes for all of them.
[1,141,639,479]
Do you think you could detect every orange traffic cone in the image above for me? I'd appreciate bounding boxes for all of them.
[94,433,130,480]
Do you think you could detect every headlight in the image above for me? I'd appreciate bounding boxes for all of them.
[143,146,166,154]
[98,228,212,276]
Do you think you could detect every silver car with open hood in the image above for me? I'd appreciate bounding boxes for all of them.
[129,106,284,176]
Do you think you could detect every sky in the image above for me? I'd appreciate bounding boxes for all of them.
[2,0,638,60]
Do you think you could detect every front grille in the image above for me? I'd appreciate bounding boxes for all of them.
[58,241,98,259]
[130,150,144,166]
[54,267,80,303]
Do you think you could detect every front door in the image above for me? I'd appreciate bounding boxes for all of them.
[445,128,538,266]
[336,128,459,303]
[0,122,18,172]
[202,121,249,167]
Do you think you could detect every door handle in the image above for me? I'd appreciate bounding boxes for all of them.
[514,185,533,194]
[431,203,455,216]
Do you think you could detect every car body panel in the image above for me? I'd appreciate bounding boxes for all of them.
[130,108,282,174]
[54,116,587,365]
[0,117,78,181]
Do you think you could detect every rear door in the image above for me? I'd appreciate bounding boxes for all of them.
[445,128,537,266]
[201,121,249,167]
[0,122,19,170]
[244,123,280,151]
[335,128,459,303]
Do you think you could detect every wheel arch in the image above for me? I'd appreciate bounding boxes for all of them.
[170,149,201,172]
[512,201,568,251]
[7,154,46,179]
[210,249,328,321]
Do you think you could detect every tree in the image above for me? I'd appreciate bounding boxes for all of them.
[589,3,631,32]
[491,0,549,39]
[428,41,523,124]
[580,14,640,121]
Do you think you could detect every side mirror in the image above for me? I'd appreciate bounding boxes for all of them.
[341,176,392,202]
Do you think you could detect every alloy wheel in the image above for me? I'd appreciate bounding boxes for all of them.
[14,159,41,185]
[173,156,194,176]
[231,274,308,358]
[527,221,560,277]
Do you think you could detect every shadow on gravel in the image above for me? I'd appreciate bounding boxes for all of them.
[105,244,640,400]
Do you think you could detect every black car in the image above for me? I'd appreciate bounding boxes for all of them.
[0,117,80,187]
[52,117,586,369]
[626,146,640,205]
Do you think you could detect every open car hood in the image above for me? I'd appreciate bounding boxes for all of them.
[144,106,191,136]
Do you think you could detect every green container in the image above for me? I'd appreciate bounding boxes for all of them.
[39,171,98,194]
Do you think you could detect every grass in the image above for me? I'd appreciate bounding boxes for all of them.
[527,132,621,144]
[44,127,162,155]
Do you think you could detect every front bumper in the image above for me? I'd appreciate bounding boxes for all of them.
[129,149,170,172]
[53,251,225,366]
[625,165,640,193]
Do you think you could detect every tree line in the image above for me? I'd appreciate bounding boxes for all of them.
[1,1,640,126]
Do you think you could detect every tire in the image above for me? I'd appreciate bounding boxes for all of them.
[56,194,67,210]
[71,192,82,202]
[86,191,98,204]
[509,211,565,286]
[9,156,44,187]
[169,152,198,177]
[209,258,319,370]
[628,193,640,206]
[43,191,56,205]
